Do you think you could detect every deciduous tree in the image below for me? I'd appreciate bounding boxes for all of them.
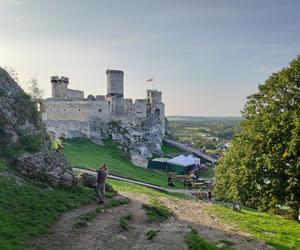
[214,56,300,220]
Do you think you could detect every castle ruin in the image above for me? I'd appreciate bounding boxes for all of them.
[42,70,165,144]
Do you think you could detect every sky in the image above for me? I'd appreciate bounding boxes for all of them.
[0,0,299,116]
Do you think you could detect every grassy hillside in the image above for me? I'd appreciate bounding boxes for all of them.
[161,144,185,155]
[0,160,95,250]
[64,139,184,188]
[209,204,300,250]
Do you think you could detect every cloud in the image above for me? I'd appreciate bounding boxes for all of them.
[0,0,21,8]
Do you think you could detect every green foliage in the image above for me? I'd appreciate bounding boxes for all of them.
[214,56,300,220]
[17,128,43,153]
[209,204,300,250]
[119,216,130,230]
[146,230,158,240]
[0,87,6,97]
[185,229,225,250]
[64,138,183,188]
[142,200,173,222]
[74,210,98,229]
[14,91,41,128]
[0,171,94,249]
[0,88,46,158]
[119,217,129,230]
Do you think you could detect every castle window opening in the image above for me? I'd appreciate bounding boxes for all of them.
[155,109,160,116]
[50,109,52,112]
[78,109,81,111]
[64,109,66,111]
[99,109,102,113]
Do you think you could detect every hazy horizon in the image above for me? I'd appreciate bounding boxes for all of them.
[1,0,300,116]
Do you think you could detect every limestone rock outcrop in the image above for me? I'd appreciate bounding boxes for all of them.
[88,115,164,168]
[13,150,77,187]
[0,67,77,187]
[0,67,50,156]
[164,118,176,140]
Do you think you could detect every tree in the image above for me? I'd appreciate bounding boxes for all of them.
[28,75,43,101]
[214,56,300,220]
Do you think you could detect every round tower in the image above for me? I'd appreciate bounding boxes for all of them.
[106,70,124,97]
[106,70,124,115]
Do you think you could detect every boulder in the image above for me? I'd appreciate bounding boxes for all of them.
[12,150,77,187]
[79,172,115,192]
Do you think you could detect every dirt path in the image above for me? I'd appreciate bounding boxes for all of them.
[33,193,270,250]
[32,196,190,250]
[123,192,270,250]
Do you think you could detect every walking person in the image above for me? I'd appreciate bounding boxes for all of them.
[208,183,212,202]
[96,163,108,205]
[52,136,64,154]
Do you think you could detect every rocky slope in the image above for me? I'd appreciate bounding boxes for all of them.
[88,115,164,167]
[0,67,75,187]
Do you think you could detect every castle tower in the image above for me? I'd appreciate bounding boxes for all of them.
[106,70,124,114]
[146,89,165,133]
[51,76,69,99]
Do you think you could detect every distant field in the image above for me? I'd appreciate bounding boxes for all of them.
[167,116,242,150]
[64,139,184,188]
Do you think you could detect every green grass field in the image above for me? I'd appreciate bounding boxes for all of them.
[209,204,300,250]
[64,139,184,189]
[0,161,95,250]
[161,144,184,155]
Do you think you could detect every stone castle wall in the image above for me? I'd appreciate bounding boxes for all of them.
[42,100,111,122]
[43,70,165,140]
[66,89,84,99]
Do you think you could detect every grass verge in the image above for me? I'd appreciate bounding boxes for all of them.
[108,179,190,200]
[0,165,94,250]
[209,204,300,250]
[142,199,173,222]
[185,228,234,250]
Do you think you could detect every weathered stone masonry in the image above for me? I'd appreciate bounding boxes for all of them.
[41,69,166,167]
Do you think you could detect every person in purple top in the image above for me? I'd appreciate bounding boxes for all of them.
[96,163,108,205]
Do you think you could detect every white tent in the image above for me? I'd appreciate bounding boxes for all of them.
[167,154,200,167]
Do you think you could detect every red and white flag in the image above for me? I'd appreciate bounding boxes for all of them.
[146,78,153,82]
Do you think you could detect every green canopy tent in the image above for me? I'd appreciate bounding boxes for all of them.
[147,158,169,170]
